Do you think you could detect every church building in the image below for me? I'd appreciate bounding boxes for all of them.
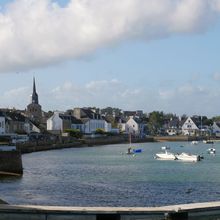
[26,78,42,123]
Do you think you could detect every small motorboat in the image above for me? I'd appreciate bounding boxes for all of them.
[155,151,176,160]
[161,146,170,150]
[191,141,198,145]
[176,152,200,162]
[203,140,214,144]
[207,148,216,154]
[133,149,142,153]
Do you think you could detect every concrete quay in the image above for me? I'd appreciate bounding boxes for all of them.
[1,201,220,220]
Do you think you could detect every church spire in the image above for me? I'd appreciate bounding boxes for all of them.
[32,77,39,104]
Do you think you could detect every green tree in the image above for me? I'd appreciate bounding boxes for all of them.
[147,111,164,135]
[95,128,105,134]
[65,129,83,139]
[212,116,220,122]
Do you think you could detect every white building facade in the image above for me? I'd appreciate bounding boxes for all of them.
[84,119,107,134]
[0,116,5,134]
[47,112,63,131]
[182,117,199,136]
[212,122,220,137]
[125,117,145,137]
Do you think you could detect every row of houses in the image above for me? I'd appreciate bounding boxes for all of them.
[0,110,40,135]
[47,108,113,134]
[46,108,148,137]
[165,116,220,137]
[2,108,220,138]
[0,108,145,137]
[46,109,220,138]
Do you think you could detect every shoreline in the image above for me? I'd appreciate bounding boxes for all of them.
[15,135,210,155]
[17,136,154,154]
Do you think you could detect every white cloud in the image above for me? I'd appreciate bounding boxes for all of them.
[1,86,29,109]
[159,90,174,100]
[85,79,119,91]
[0,0,220,73]
[2,79,220,117]
[49,79,143,110]
[48,79,219,117]
[213,72,220,81]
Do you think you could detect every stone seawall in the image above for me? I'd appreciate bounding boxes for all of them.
[84,136,128,146]
[154,136,198,142]
[17,142,83,154]
[0,151,23,175]
[16,136,154,154]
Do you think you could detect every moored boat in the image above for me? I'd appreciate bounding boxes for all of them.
[176,152,200,162]
[161,146,170,150]
[155,151,176,160]
[203,140,214,144]
[207,148,216,154]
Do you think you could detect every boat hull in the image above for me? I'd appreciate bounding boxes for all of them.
[176,153,200,162]
[155,153,176,160]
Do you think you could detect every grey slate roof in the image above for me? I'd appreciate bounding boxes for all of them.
[81,108,102,120]
[59,114,83,124]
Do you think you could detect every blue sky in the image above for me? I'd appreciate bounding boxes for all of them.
[1,0,220,117]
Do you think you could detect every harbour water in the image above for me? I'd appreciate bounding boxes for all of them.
[0,141,220,207]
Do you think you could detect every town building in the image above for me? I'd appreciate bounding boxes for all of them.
[0,112,5,134]
[73,108,109,134]
[163,117,181,136]
[125,116,146,137]
[181,117,200,136]
[47,112,84,134]
[212,122,220,137]
[26,78,42,123]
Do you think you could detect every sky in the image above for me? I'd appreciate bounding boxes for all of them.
[0,0,220,117]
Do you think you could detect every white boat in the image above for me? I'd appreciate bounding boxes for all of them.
[176,152,200,162]
[155,151,176,160]
[191,141,198,145]
[161,146,170,150]
[207,148,216,154]
[203,140,214,144]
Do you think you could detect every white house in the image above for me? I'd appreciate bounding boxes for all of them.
[0,113,5,134]
[164,118,181,136]
[47,112,63,131]
[182,117,199,136]
[82,118,106,134]
[212,122,220,137]
[47,112,84,133]
[73,108,108,134]
[125,116,146,137]
[104,120,112,133]
[116,118,126,133]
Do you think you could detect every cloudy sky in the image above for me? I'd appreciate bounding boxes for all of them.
[0,0,220,117]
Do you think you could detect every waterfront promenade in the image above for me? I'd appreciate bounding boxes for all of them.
[1,201,220,219]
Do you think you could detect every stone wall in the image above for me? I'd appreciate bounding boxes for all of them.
[0,151,23,175]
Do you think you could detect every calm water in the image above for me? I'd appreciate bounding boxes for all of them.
[0,141,220,207]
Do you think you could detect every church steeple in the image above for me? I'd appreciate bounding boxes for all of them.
[27,77,42,123]
[32,77,39,104]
